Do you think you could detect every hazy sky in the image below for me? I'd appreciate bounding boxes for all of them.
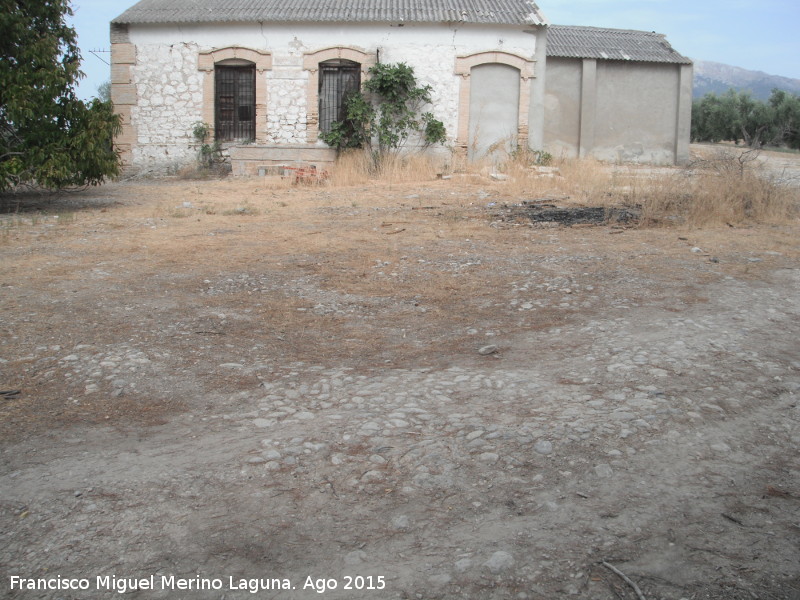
[70,0,800,100]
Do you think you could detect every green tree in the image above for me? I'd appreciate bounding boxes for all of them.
[97,80,112,103]
[769,89,800,150]
[690,89,800,149]
[321,62,446,165]
[0,0,121,191]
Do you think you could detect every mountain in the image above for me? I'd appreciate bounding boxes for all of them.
[693,60,800,101]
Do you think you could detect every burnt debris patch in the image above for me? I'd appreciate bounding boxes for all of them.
[492,201,641,227]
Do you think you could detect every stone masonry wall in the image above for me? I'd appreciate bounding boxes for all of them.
[266,53,307,145]
[130,43,204,171]
[121,23,538,170]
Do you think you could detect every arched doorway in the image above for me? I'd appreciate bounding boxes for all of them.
[468,63,521,161]
[454,51,536,163]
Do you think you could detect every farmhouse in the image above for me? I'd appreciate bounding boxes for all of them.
[110,0,692,174]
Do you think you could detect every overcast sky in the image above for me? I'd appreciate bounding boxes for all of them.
[70,0,800,100]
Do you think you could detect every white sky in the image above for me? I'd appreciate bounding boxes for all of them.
[70,0,800,100]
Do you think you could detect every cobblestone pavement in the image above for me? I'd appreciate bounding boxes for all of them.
[1,180,799,600]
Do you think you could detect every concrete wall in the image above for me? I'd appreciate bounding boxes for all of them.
[112,21,541,172]
[543,57,692,165]
[468,63,521,160]
[542,57,581,158]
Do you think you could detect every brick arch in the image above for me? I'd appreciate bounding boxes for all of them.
[454,51,535,79]
[198,47,272,72]
[303,47,377,144]
[454,51,536,158]
[197,47,273,143]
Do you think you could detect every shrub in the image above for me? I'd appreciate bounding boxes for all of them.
[321,62,447,169]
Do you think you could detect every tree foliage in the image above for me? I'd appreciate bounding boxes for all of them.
[321,62,447,163]
[0,0,121,191]
[692,89,800,150]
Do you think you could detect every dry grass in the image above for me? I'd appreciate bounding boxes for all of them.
[327,150,374,187]
[455,146,798,227]
[549,157,615,205]
[328,150,447,187]
[454,149,617,205]
[630,150,798,227]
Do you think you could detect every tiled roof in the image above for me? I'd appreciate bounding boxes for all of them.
[113,0,547,26]
[547,25,691,64]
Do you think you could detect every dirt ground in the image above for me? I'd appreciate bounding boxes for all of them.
[1,150,799,599]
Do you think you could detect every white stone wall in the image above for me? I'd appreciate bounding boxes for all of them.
[130,42,204,170]
[125,22,538,168]
[265,55,308,145]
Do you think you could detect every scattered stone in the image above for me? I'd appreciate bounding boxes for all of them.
[361,470,385,483]
[428,574,452,586]
[344,550,367,566]
[484,551,514,573]
[594,464,614,478]
[390,515,411,531]
[454,558,473,573]
[478,345,499,356]
[478,452,499,463]
[534,440,553,455]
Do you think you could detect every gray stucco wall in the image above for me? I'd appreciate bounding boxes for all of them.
[543,57,692,164]
[468,63,521,161]
[595,61,679,163]
[542,57,581,158]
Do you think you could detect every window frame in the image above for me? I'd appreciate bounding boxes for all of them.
[197,47,272,144]
[303,47,377,144]
[317,59,362,136]
[214,64,257,142]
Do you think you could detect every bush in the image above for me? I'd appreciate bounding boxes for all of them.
[192,122,223,171]
[321,62,447,168]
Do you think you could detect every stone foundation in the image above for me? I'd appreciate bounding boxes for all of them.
[228,145,337,176]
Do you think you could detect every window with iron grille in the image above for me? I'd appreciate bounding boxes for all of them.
[215,65,256,142]
[318,59,361,134]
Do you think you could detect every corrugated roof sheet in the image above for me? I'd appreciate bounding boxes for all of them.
[547,25,691,64]
[113,0,547,26]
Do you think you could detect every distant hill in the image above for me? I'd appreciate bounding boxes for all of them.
[693,60,800,101]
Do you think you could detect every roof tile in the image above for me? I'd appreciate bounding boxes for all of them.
[113,0,547,26]
[547,25,691,64]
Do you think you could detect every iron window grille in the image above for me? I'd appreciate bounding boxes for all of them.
[318,59,361,134]
[215,65,256,142]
